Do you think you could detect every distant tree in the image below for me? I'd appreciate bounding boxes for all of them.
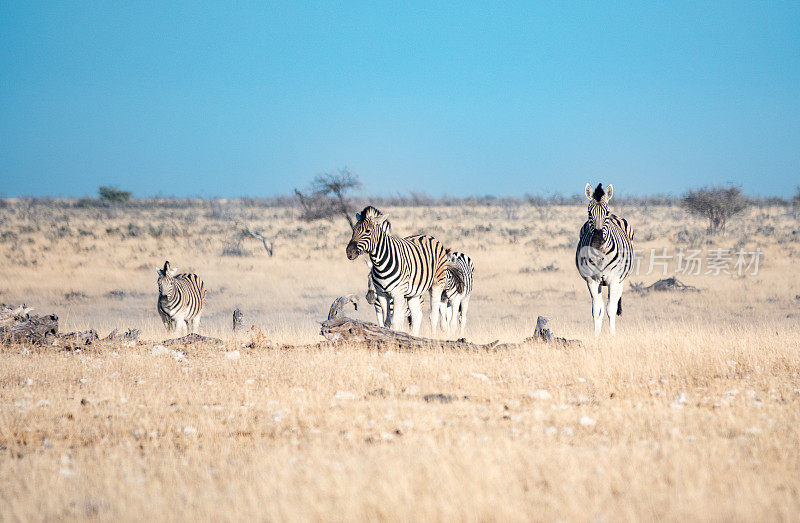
[793,187,800,207]
[682,185,747,233]
[98,186,132,204]
[294,168,362,228]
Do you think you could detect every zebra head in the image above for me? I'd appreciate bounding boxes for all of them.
[585,183,614,246]
[157,261,178,297]
[346,206,390,260]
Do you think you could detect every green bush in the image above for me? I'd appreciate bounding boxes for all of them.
[98,186,132,204]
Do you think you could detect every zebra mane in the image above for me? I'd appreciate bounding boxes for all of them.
[359,206,382,220]
[592,184,605,202]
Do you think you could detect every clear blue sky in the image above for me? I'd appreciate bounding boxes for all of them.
[1,2,798,198]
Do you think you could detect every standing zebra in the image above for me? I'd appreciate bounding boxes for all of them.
[157,261,207,336]
[439,249,474,338]
[575,183,635,336]
[346,206,448,335]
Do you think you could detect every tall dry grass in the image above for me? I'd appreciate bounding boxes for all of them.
[0,200,798,520]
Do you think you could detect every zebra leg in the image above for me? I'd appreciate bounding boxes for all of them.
[448,295,462,337]
[374,295,388,327]
[439,301,450,336]
[407,296,423,336]
[429,285,444,337]
[606,280,623,335]
[587,279,604,336]
[389,293,408,332]
[458,295,471,338]
[190,315,201,334]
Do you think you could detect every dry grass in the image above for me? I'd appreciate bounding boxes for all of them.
[1,200,799,520]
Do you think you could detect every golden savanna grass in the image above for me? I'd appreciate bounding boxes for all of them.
[1,199,799,521]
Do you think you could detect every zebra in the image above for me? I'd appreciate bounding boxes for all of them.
[346,206,448,335]
[439,249,474,338]
[157,261,207,336]
[575,183,635,336]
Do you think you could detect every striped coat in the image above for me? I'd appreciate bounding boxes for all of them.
[575,183,634,336]
[157,261,206,335]
[347,206,448,335]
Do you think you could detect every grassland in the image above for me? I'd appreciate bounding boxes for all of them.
[1,199,799,520]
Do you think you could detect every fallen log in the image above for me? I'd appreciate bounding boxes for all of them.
[161,333,223,346]
[321,296,499,351]
[321,316,501,350]
[59,330,99,345]
[105,328,140,342]
[0,304,58,344]
[631,277,699,295]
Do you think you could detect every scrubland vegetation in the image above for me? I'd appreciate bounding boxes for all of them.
[1,196,799,520]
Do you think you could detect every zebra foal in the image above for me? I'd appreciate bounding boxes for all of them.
[157,261,207,336]
[439,249,474,338]
[575,183,635,336]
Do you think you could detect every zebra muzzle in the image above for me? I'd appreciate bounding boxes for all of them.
[346,242,361,260]
[590,230,604,249]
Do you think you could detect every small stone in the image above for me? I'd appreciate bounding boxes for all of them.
[334,390,356,401]
[150,345,169,356]
[579,416,597,427]
[671,392,688,409]
[526,390,552,400]
[183,426,197,435]
[470,373,490,382]
[543,426,557,436]
[225,350,241,360]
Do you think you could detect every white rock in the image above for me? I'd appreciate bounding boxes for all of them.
[579,416,597,427]
[403,385,420,395]
[671,392,688,409]
[526,390,552,400]
[543,426,558,436]
[79,378,88,384]
[183,426,197,435]
[334,390,356,401]
[577,377,587,383]
[470,373,490,382]
[59,468,77,477]
[225,350,241,360]
[150,345,169,356]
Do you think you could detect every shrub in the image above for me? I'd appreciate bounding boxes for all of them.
[98,186,132,204]
[682,185,747,233]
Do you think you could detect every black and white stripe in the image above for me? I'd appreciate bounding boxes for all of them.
[157,261,207,335]
[439,250,474,337]
[575,183,635,336]
[347,206,448,335]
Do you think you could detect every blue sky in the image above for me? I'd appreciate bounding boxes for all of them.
[1,2,799,198]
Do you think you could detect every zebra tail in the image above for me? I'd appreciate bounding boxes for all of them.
[617,296,622,316]
[446,261,465,294]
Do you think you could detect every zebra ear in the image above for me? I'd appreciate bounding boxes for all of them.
[585,183,593,200]
[606,184,614,201]
[355,212,362,222]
